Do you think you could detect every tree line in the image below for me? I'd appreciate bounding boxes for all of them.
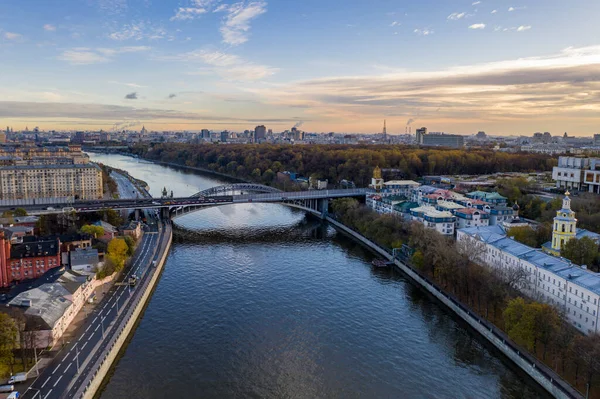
[130,143,556,187]
[331,198,600,397]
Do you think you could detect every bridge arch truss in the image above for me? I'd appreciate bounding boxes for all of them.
[191,183,282,198]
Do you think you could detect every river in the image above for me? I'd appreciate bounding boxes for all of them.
[89,153,549,399]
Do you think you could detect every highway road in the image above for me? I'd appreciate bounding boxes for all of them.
[22,171,167,399]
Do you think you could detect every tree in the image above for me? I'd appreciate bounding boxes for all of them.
[106,238,129,271]
[0,314,17,376]
[503,297,536,351]
[561,237,599,267]
[13,208,27,217]
[80,224,104,238]
[507,226,538,247]
[123,235,136,256]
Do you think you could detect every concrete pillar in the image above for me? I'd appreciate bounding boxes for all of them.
[318,198,329,219]
[135,209,140,221]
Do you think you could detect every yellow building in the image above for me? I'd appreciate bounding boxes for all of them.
[0,164,103,200]
[544,191,577,256]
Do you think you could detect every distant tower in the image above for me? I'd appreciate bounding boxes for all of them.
[382,120,387,140]
[547,191,577,255]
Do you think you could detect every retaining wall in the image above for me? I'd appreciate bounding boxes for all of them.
[326,216,581,399]
[77,227,172,399]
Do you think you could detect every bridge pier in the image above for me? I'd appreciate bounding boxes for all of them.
[317,198,329,219]
[135,209,141,221]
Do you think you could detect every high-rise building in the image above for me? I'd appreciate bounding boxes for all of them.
[594,134,600,146]
[220,131,229,142]
[422,133,464,148]
[201,129,210,139]
[254,125,267,142]
[415,127,428,144]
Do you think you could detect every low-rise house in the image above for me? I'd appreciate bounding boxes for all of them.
[367,195,406,214]
[466,191,508,206]
[489,205,519,226]
[5,270,93,347]
[1,226,35,243]
[410,206,456,236]
[121,221,142,241]
[455,208,490,229]
[70,247,100,275]
[380,180,420,197]
[392,201,419,218]
[93,220,117,242]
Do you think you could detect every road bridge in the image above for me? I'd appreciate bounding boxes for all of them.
[3,184,367,219]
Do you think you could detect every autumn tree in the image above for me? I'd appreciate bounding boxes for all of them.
[107,238,129,271]
[561,237,599,267]
[80,224,105,238]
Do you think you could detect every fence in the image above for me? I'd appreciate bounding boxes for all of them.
[326,216,581,399]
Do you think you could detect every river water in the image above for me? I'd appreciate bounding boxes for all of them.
[89,153,548,399]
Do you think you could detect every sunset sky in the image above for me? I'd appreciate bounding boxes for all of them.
[0,0,599,135]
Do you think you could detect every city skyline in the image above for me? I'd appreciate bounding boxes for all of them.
[1,0,599,135]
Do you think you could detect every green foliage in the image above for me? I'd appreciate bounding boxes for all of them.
[0,314,17,376]
[131,143,555,187]
[503,298,560,355]
[507,224,552,248]
[13,208,27,217]
[80,224,104,238]
[561,237,599,267]
[412,251,424,269]
[123,235,136,256]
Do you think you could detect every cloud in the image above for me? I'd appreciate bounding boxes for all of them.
[517,25,532,31]
[109,21,167,40]
[414,28,434,36]
[43,24,56,32]
[447,12,466,20]
[59,46,150,65]
[161,49,278,81]
[94,0,127,15]
[469,23,486,30]
[58,49,110,65]
[168,94,177,99]
[213,4,229,12]
[109,81,147,88]
[0,101,301,125]
[390,21,399,27]
[491,9,497,14]
[219,1,267,45]
[508,6,526,12]
[472,1,481,5]
[124,92,138,100]
[4,32,22,40]
[249,45,600,128]
[170,7,208,21]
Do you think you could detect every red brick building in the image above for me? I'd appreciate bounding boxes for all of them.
[0,234,61,287]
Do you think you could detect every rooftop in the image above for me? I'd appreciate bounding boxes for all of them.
[384,180,420,186]
[10,237,59,259]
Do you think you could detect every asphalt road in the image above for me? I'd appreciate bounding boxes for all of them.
[22,172,166,399]
[22,229,162,399]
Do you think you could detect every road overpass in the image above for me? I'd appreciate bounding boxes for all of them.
[3,185,367,219]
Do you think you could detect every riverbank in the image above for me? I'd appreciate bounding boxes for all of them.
[75,225,172,399]
[325,216,580,399]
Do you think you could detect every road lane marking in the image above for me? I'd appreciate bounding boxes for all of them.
[64,362,72,374]
[84,325,91,333]
[41,376,51,388]
[53,375,63,387]
[52,363,61,374]
[81,342,88,350]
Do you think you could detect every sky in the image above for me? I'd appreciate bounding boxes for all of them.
[0,0,599,135]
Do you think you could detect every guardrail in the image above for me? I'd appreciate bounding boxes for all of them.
[72,228,169,398]
[327,216,581,399]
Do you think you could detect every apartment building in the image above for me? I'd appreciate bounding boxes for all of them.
[0,163,102,200]
[552,156,600,193]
